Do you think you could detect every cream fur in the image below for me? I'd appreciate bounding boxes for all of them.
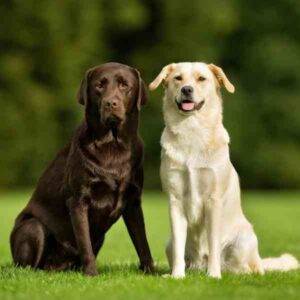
[150,62,299,279]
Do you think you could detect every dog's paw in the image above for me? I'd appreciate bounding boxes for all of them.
[139,262,155,274]
[163,272,185,279]
[207,269,221,279]
[83,264,99,277]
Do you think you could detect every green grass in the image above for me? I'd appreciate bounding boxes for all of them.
[0,191,300,300]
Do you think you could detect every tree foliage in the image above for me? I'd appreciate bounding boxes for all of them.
[0,0,300,189]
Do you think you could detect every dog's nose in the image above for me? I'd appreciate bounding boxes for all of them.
[181,86,194,96]
[105,100,118,109]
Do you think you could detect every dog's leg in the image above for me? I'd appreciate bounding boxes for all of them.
[123,201,154,273]
[165,239,172,268]
[70,199,98,276]
[229,226,264,274]
[169,196,187,278]
[10,218,46,269]
[201,168,221,279]
[205,193,222,279]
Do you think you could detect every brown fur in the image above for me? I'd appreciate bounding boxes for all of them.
[10,62,154,276]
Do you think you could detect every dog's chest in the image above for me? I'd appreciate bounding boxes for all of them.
[87,179,129,231]
[184,195,205,226]
[184,167,206,226]
[87,142,132,213]
[161,125,212,169]
[162,161,207,226]
[161,127,220,225]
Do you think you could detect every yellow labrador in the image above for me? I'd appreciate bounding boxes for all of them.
[149,62,299,279]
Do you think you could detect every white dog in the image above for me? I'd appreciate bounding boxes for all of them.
[149,62,299,279]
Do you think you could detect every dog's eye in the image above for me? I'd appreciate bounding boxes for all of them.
[97,79,107,89]
[198,76,206,82]
[174,75,182,81]
[119,79,128,88]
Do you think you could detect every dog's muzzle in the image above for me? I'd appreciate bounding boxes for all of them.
[101,99,125,127]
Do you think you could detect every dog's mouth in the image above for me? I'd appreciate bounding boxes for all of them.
[176,99,205,112]
[104,115,123,128]
[104,115,124,139]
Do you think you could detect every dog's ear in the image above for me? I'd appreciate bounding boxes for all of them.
[208,64,235,94]
[133,68,148,110]
[149,63,176,90]
[77,69,93,105]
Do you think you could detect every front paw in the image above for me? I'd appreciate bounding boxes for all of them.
[163,268,185,279]
[139,261,155,274]
[169,271,185,279]
[83,264,99,276]
[207,269,221,279]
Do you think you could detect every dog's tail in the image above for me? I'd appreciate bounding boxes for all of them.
[261,253,299,272]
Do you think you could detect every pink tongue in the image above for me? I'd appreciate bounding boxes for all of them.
[181,102,195,111]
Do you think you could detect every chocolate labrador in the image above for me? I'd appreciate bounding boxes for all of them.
[10,62,154,276]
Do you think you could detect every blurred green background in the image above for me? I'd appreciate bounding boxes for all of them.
[1,0,300,190]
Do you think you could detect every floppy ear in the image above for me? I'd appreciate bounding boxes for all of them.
[133,68,148,110]
[77,69,93,105]
[149,63,175,91]
[208,64,235,93]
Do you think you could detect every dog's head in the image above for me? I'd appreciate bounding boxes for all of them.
[77,62,147,129]
[149,62,234,116]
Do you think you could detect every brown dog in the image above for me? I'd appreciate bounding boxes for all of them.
[10,62,154,276]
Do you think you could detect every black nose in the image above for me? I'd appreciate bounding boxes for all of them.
[181,85,193,96]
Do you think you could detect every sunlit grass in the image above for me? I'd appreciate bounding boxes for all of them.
[0,191,300,300]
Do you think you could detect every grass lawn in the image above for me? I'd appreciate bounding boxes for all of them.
[0,191,300,300]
